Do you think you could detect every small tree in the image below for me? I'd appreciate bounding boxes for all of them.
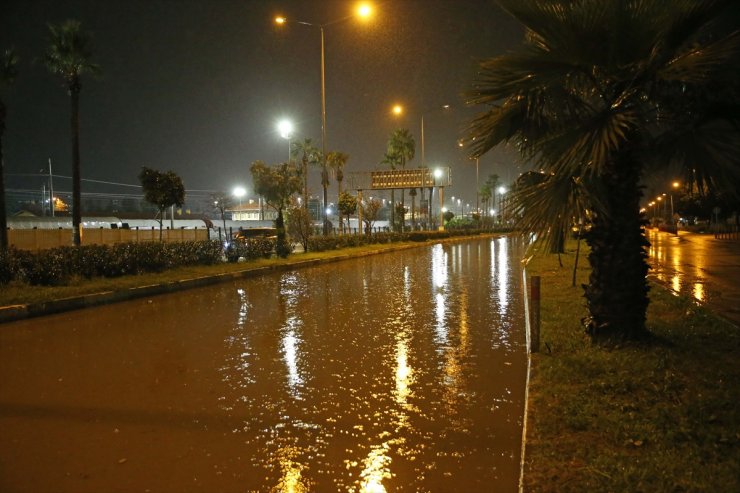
[210,192,233,241]
[286,203,313,252]
[361,197,382,235]
[139,167,186,241]
[250,160,301,258]
[337,190,357,233]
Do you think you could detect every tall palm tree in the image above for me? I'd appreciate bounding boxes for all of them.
[467,0,740,345]
[386,129,415,231]
[326,150,349,232]
[381,149,401,231]
[479,184,491,219]
[44,20,100,246]
[0,49,19,252]
[290,138,320,212]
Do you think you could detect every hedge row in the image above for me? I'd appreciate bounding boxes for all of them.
[0,240,225,286]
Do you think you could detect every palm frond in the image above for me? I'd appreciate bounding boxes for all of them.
[511,170,592,252]
[1,48,19,88]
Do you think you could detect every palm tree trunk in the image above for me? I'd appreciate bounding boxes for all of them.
[70,79,82,246]
[0,101,8,251]
[584,153,649,345]
[337,179,343,234]
[322,168,329,235]
[302,159,308,210]
[410,190,416,228]
[390,189,395,231]
[401,189,405,232]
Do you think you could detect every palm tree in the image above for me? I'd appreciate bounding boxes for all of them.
[479,184,491,220]
[326,151,349,232]
[385,129,415,231]
[0,48,19,252]
[467,0,740,345]
[44,20,100,246]
[381,149,401,231]
[290,138,320,212]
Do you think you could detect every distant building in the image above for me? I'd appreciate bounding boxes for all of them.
[229,199,277,221]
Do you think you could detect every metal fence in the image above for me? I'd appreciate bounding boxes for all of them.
[7,227,210,251]
[713,224,739,240]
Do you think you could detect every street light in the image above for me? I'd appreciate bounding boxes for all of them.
[275,4,374,231]
[277,119,294,161]
[275,4,373,159]
[497,186,506,223]
[233,186,246,219]
[670,181,680,230]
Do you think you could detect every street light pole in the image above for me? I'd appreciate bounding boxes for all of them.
[475,157,479,216]
[48,157,55,217]
[275,6,373,234]
[320,26,326,160]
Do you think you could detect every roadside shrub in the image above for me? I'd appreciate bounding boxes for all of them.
[0,248,24,285]
[135,242,173,272]
[168,240,223,266]
[307,236,341,252]
[229,238,275,262]
[24,248,70,286]
[337,235,366,248]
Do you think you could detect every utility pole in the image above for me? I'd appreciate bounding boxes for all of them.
[48,158,55,217]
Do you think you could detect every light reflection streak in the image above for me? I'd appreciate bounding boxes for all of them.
[280,274,305,399]
[497,237,509,315]
[283,328,302,392]
[271,446,309,493]
[435,293,448,349]
[649,231,707,304]
[693,283,705,302]
[432,245,449,350]
[672,274,681,294]
[432,244,448,289]
[219,288,254,409]
[403,266,411,302]
[358,445,391,493]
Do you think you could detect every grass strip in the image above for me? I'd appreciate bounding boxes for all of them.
[522,242,739,492]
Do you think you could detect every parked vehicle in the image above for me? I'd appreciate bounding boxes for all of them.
[232,227,277,243]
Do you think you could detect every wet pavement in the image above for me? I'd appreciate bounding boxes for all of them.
[0,236,528,493]
[647,229,740,325]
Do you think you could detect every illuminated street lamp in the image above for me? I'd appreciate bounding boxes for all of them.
[233,186,247,219]
[497,186,507,223]
[233,186,246,216]
[670,181,680,230]
[277,119,294,161]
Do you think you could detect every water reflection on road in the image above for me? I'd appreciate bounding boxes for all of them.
[0,237,527,492]
[647,230,740,323]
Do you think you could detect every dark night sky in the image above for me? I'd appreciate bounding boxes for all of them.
[2,0,525,207]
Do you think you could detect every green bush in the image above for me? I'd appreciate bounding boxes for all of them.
[0,240,228,287]
[228,238,275,262]
[307,236,341,252]
[24,248,70,286]
[0,248,20,285]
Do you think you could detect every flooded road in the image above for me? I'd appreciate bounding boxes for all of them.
[0,236,528,493]
[647,230,740,324]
